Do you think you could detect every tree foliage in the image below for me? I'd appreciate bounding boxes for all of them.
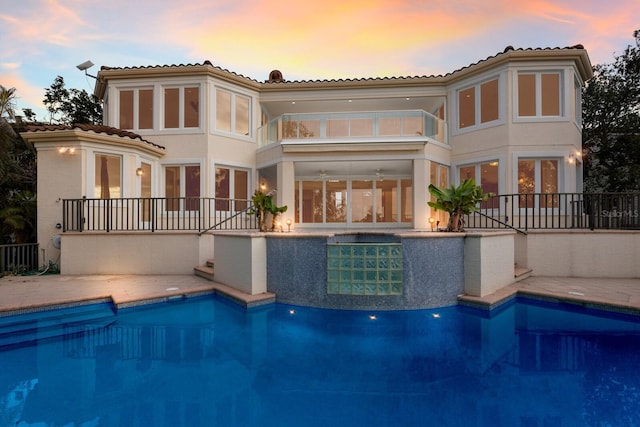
[0,86,37,244]
[583,29,640,192]
[42,75,102,125]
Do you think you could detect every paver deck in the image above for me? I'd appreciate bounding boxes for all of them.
[1,274,639,317]
[0,274,275,316]
[458,276,640,316]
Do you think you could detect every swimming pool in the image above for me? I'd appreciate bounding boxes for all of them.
[1,296,639,426]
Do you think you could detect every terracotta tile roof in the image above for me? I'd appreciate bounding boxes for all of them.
[24,124,165,150]
[94,45,589,87]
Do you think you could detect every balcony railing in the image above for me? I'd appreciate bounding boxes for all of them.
[62,197,259,233]
[465,193,640,232]
[257,110,446,148]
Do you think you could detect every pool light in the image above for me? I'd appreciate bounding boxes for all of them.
[369,314,377,320]
[432,313,441,318]
[288,309,296,315]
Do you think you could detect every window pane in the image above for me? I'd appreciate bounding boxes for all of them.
[185,165,200,211]
[480,161,499,209]
[139,89,153,129]
[480,79,499,123]
[164,88,179,128]
[299,120,320,138]
[234,170,248,210]
[541,73,560,116]
[119,90,133,129]
[302,181,323,223]
[352,180,373,223]
[215,167,230,211]
[235,95,250,136]
[140,162,151,221]
[326,180,347,223]
[95,154,121,199]
[295,181,300,223]
[327,119,349,137]
[349,118,373,137]
[378,117,401,136]
[401,179,412,223]
[518,74,536,116]
[403,116,423,136]
[184,87,199,128]
[439,165,449,188]
[216,89,231,132]
[541,159,559,207]
[460,165,475,182]
[165,166,180,211]
[459,87,475,128]
[377,180,397,223]
[518,159,535,208]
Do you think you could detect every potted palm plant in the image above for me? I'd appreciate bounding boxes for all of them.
[428,179,491,232]
[250,189,288,232]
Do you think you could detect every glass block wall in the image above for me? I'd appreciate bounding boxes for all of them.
[327,243,403,295]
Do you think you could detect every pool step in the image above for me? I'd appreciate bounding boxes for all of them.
[0,302,116,347]
[194,259,215,281]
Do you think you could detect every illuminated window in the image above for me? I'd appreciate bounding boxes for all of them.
[164,165,200,211]
[164,86,200,129]
[215,167,249,211]
[518,159,559,208]
[458,77,500,130]
[215,89,251,136]
[95,154,121,199]
[119,88,153,130]
[518,72,562,117]
[458,161,499,209]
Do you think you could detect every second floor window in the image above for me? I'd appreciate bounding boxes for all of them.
[164,86,200,129]
[215,89,250,136]
[458,77,500,130]
[518,72,561,118]
[119,88,153,130]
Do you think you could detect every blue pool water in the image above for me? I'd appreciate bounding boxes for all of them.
[1,296,640,427]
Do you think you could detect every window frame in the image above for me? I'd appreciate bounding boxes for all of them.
[514,70,565,121]
[161,84,202,131]
[454,74,503,133]
[162,163,202,213]
[514,156,564,210]
[117,87,154,130]
[214,165,251,212]
[94,153,122,199]
[213,87,252,138]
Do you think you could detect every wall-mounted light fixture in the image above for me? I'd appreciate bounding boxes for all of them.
[58,147,76,155]
[429,217,436,231]
[567,154,575,164]
[136,167,144,176]
[260,182,267,191]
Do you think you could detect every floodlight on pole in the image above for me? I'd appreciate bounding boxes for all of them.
[76,60,97,79]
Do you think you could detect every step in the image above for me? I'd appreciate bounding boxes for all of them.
[194,260,215,281]
[514,266,532,282]
[0,302,116,347]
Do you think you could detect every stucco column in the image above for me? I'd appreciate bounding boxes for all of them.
[277,161,295,226]
[413,158,429,229]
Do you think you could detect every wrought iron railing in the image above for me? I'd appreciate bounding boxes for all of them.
[0,243,39,275]
[62,197,259,232]
[465,193,640,232]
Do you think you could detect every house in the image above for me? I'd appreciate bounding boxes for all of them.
[23,45,608,298]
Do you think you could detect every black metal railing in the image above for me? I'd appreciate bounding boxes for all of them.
[465,192,640,232]
[62,197,259,233]
[0,243,39,275]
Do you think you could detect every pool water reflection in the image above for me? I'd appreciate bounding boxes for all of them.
[1,297,640,426]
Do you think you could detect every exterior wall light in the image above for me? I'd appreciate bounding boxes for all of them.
[58,147,76,155]
[136,167,144,176]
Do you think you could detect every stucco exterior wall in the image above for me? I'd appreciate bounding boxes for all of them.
[60,232,205,275]
[212,233,266,295]
[464,231,516,297]
[525,230,640,278]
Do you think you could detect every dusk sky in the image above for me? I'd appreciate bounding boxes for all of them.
[1,0,639,121]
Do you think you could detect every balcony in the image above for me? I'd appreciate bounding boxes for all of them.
[257,110,446,148]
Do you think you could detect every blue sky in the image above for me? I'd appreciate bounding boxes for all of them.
[1,0,638,121]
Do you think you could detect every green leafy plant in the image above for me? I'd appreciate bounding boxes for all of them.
[428,179,491,232]
[250,189,288,232]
